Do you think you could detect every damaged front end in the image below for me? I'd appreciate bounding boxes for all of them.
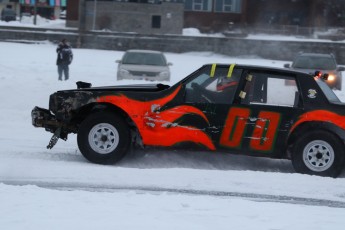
[31,106,73,149]
[32,82,97,149]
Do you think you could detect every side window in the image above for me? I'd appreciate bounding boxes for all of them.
[240,72,299,107]
[185,65,242,104]
[267,78,298,106]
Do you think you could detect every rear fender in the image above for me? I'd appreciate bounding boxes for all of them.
[287,121,345,157]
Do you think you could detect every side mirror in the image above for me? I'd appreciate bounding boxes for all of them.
[115,60,121,63]
[167,62,173,66]
[283,63,290,68]
[337,66,345,71]
[322,73,329,80]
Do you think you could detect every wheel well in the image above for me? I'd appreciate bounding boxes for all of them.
[71,103,142,145]
[287,121,345,157]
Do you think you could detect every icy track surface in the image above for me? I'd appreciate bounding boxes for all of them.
[1,41,345,230]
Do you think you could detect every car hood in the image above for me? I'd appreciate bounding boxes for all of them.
[118,64,169,72]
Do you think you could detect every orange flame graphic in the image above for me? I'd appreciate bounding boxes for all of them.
[291,110,345,133]
[97,85,215,150]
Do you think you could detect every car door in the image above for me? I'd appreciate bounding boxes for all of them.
[182,66,303,157]
[224,69,303,157]
[182,64,244,150]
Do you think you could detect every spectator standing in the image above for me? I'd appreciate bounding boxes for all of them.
[56,38,73,80]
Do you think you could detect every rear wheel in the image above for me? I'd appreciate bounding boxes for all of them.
[292,130,345,177]
[77,112,130,164]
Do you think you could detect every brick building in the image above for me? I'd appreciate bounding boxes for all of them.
[67,0,345,34]
[18,0,66,19]
[77,0,184,34]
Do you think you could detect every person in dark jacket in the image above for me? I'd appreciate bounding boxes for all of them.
[56,38,73,80]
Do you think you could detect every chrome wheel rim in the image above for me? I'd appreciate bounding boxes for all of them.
[88,123,119,154]
[303,140,335,172]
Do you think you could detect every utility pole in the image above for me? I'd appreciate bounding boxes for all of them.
[78,0,87,48]
[33,0,37,25]
[92,0,97,30]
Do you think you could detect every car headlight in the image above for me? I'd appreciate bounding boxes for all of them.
[159,71,170,78]
[327,74,336,82]
[119,69,130,78]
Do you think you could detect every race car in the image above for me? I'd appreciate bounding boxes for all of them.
[32,64,345,177]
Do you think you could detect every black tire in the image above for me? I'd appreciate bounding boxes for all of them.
[292,130,345,177]
[77,112,130,164]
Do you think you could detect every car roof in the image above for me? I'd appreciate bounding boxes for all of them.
[125,49,164,54]
[203,63,313,76]
[296,53,334,58]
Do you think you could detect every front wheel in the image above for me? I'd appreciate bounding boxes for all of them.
[77,112,130,164]
[292,130,345,177]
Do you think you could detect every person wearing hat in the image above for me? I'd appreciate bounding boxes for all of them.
[56,38,73,80]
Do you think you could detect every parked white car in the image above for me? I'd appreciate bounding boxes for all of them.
[116,50,171,81]
[284,53,345,90]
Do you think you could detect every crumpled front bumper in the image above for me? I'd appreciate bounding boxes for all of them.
[32,106,72,149]
[31,106,59,133]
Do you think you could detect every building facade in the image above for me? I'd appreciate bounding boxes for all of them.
[75,1,184,35]
[246,0,345,28]
[0,0,20,16]
[183,0,245,32]
[18,0,66,19]
[8,0,344,34]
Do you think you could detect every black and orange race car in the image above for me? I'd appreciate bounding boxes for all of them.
[32,64,345,177]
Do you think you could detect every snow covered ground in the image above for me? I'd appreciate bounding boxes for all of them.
[1,41,345,230]
[0,15,70,29]
[1,17,345,229]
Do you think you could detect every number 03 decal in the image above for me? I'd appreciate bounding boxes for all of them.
[220,107,281,152]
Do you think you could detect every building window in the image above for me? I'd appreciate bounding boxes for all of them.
[152,15,161,28]
[193,0,203,11]
[223,0,233,12]
[185,0,212,12]
[214,0,242,13]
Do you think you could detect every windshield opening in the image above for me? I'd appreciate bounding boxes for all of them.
[293,56,336,70]
[122,52,167,66]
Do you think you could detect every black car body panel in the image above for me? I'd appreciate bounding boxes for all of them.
[32,64,345,176]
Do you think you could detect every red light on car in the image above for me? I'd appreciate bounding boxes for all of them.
[315,71,322,78]
[314,71,329,81]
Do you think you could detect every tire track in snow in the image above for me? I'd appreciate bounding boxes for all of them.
[2,179,345,209]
